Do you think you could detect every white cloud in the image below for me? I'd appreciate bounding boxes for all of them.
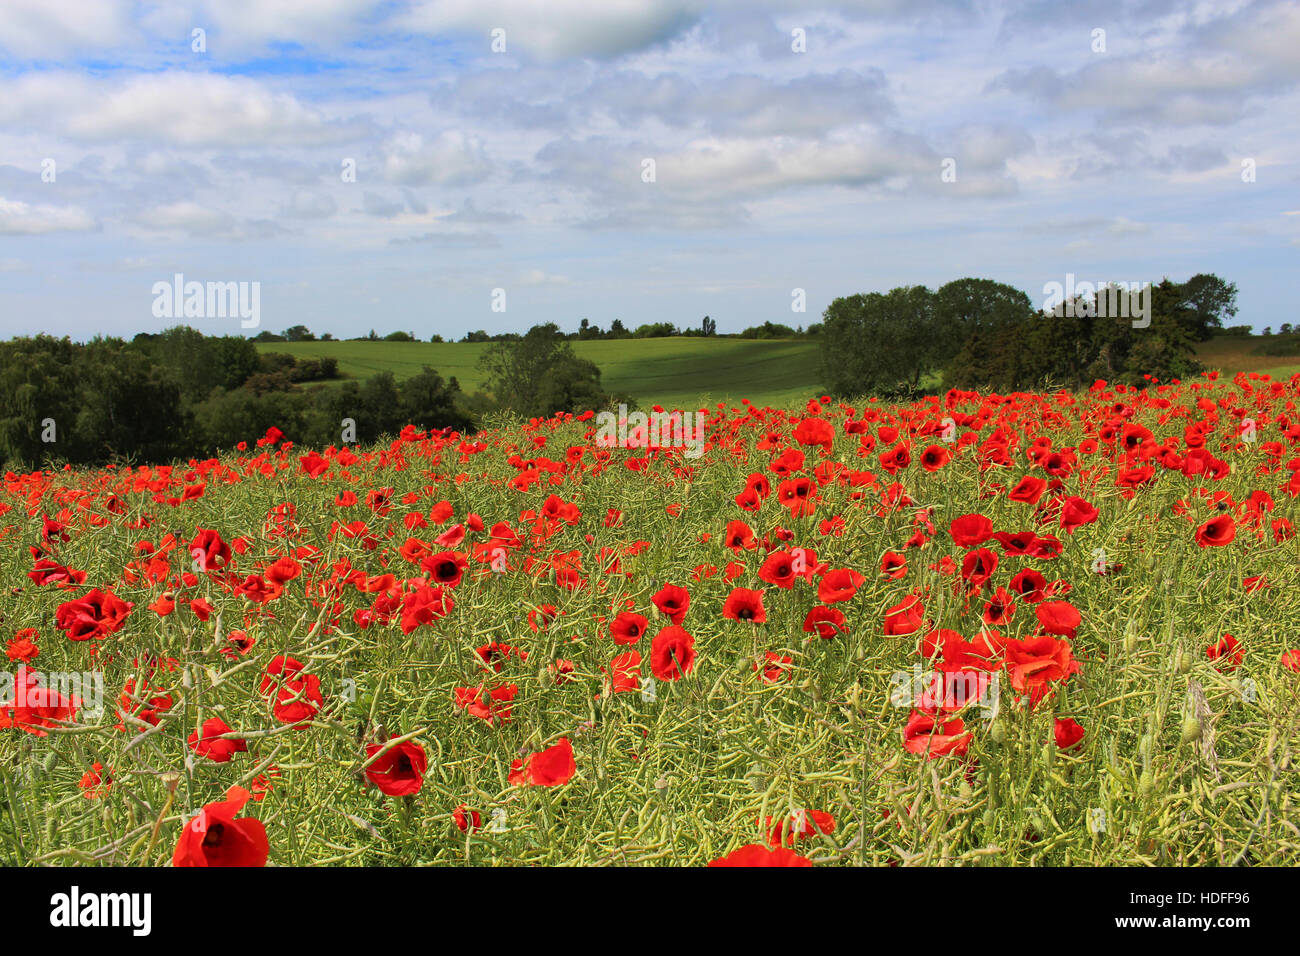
[0,72,366,147]
[0,0,137,57]
[382,130,493,186]
[0,196,96,234]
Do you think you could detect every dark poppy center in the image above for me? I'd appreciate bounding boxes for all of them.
[202,822,226,850]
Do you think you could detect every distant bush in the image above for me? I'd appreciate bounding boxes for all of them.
[739,321,798,339]
[632,322,678,338]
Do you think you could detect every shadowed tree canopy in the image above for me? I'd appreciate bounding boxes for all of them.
[478,322,614,418]
[820,286,950,398]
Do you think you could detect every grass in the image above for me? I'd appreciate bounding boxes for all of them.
[258,338,824,410]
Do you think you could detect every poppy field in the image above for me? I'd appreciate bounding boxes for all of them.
[2,372,1299,868]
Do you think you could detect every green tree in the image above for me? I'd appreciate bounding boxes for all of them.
[479,323,612,418]
[820,286,942,397]
[938,278,1039,390]
[400,367,473,432]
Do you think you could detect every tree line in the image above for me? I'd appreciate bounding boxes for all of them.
[251,315,822,344]
[0,327,470,468]
[819,274,1238,397]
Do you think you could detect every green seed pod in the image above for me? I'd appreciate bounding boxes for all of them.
[989,720,1007,746]
[1138,771,1155,797]
[1176,651,1193,675]
[1180,716,1202,743]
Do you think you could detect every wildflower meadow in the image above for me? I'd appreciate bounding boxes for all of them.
[3,374,1298,868]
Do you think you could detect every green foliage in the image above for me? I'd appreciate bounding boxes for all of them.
[821,286,947,398]
[739,321,799,340]
[632,322,678,338]
[479,323,613,419]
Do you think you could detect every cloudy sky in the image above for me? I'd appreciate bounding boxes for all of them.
[1,0,1296,340]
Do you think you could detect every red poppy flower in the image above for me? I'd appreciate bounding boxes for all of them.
[764,809,836,846]
[755,652,793,682]
[453,805,482,832]
[880,551,907,579]
[803,605,847,640]
[1195,514,1236,548]
[919,445,951,471]
[651,583,690,625]
[259,656,323,726]
[0,666,78,736]
[27,559,87,588]
[364,737,428,796]
[1008,475,1047,504]
[188,717,248,763]
[722,587,767,623]
[1058,496,1099,534]
[508,737,576,787]
[793,417,835,453]
[1206,633,1243,671]
[173,786,268,867]
[817,568,865,603]
[189,528,232,571]
[1053,717,1085,750]
[949,513,994,548]
[1035,600,1081,639]
[707,843,812,867]
[902,708,971,758]
[883,595,926,636]
[650,625,696,680]
[6,630,39,663]
[606,651,641,693]
[758,550,798,589]
[54,588,133,641]
[610,611,649,645]
[1004,634,1081,701]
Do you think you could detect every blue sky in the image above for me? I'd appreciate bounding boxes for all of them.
[0,0,1296,340]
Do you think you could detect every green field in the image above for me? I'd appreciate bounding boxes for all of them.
[257,335,1300,409]
[257,339,822,409]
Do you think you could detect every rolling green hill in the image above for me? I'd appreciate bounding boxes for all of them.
[256,334,1300,411]
[256,338,825,410]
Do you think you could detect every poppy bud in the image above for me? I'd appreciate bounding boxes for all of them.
[1176,651,1192,674]
[989,720,1007,746]
[1138,770,1155,797]
[1124,630,1138,654]
[1180,715,1201,743]
[43,750,58,774]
